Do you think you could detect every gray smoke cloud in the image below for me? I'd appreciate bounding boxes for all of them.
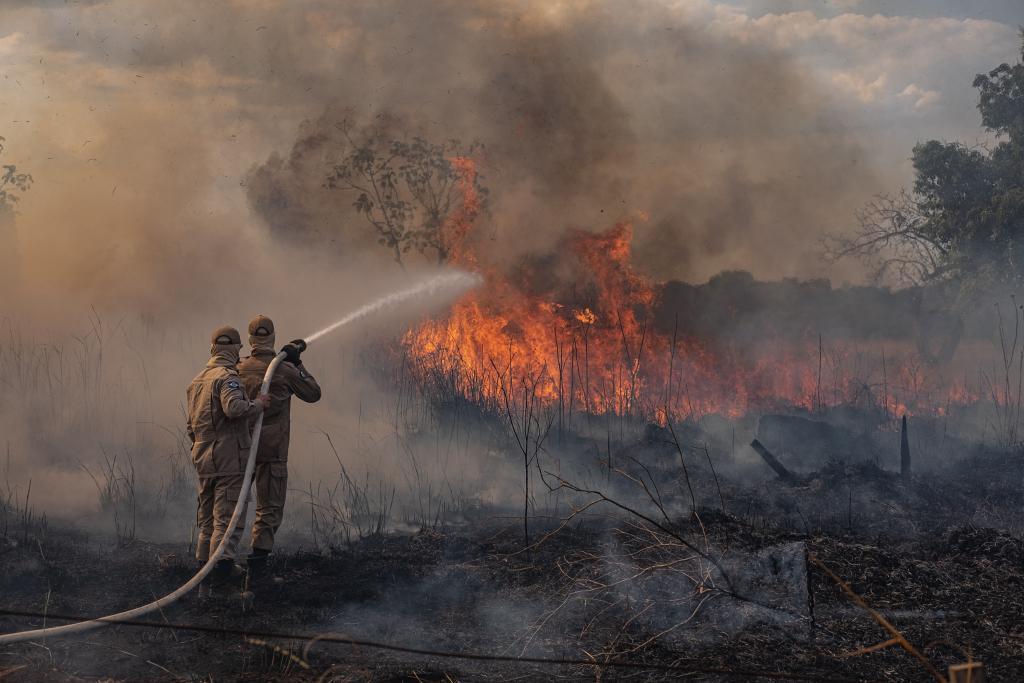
[236,0,882,283]
[0,0,892,532]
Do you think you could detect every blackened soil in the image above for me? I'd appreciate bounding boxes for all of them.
[2,448,1024,682]
[0,518,1022,682]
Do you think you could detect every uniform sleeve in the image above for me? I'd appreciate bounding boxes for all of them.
[219,374,258,418]
[286,363,322,403]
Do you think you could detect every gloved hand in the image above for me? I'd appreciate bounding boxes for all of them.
[254,394,271,411]
[281,339,305,365]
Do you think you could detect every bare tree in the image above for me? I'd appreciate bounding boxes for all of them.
[324,121,487,268]
[821,190,947,287]
[0,136,33,217]
[490,348,555,551]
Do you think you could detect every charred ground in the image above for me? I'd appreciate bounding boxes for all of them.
[2,413,1024,682]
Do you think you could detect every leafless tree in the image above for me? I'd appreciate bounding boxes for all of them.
[821,190,947,287]
[490,348,555,551]
[324,120,487,268]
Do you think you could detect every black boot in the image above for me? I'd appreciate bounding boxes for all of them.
[246,548,271,587]
[210,558,244,590]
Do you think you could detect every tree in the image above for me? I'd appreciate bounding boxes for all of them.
[825,34,1024,294]
[0,135,32,293]
[324,120,487,268]
[0,136,33,219]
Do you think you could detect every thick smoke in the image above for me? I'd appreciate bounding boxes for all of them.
[0,0,888,533]
[240,0,882,283]
[1,0,885,313]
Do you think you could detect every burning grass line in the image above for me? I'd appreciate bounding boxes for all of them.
[0,607,860,681]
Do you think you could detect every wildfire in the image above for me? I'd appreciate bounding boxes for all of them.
[405,159,978,422]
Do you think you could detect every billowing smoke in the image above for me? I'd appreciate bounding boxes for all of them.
[0,0,889,532]
[0,0,886,315]
[242,0,882,283]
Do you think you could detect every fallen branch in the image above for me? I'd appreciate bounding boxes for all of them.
[750,440,799,484]
[808,553,946,683]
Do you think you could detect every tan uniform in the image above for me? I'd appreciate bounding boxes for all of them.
[237,346,321,551]
[186,349,261,561]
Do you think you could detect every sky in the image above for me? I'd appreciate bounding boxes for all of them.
[0,0,1020,306]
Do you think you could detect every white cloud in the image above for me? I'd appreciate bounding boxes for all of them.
[898,83,941,110]
[831,70,888,103]
[693,6,1017,126]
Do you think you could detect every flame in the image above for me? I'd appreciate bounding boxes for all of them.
[403,158,980,421]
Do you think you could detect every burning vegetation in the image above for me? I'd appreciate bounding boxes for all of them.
[4,6,1024,683]
[405,208,984,423]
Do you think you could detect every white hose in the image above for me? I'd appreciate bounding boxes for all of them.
[0,352,287,644]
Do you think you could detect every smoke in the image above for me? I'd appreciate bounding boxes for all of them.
[238,0,882,283]
[0,0,890,532]
[0,0,889,313]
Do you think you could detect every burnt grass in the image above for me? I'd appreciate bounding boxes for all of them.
[2,448,1024,681]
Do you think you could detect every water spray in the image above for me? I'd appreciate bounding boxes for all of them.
[0,271,480,644]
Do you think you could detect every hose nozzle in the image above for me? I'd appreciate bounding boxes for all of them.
[280,339,307,365]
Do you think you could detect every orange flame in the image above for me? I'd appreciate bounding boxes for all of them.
[404,158,979,421]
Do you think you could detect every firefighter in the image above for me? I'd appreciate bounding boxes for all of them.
[186,325,270,588]
[237,315,322,580]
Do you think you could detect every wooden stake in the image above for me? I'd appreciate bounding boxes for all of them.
[900,414,911,481]
[948,662,984,683]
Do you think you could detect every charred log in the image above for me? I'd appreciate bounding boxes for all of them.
[751,439,799,484]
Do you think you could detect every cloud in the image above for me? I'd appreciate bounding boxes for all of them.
[831,71,889,103]
[899,83,941,110]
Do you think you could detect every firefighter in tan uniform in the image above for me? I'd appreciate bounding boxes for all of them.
[186,325,270,586]
[237,315,321,579]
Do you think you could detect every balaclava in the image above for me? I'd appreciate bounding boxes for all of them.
[209,325,243,364]
[247,314,276,353]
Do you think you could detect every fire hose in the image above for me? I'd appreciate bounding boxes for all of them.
[0,349,288,645]
[0,272,479,645]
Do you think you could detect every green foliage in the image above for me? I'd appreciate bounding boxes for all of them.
[974,33,1024,141]
[910,36,1024,288]
[324,123,488,267]
[826,36,1024,292]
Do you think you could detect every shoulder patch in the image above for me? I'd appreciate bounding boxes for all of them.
[226,379,241,390]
